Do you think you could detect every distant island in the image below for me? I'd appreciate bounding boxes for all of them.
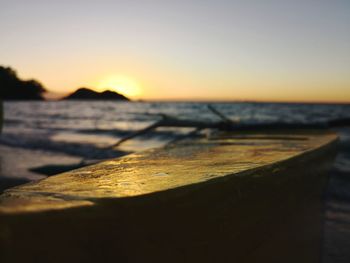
[63,88,129,101]
[0,66,46,100]
[0,66,130,101]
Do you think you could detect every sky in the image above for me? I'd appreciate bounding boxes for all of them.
[0,0,349,102]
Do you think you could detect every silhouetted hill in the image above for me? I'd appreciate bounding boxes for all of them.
[63,88,129,101]
[0,66,46,100]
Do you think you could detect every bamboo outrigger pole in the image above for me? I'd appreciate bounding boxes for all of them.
[110,105,350,148]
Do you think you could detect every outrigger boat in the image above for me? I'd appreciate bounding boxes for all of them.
[0,128,338,263]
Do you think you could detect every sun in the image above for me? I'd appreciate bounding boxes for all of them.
[97,75,142,98]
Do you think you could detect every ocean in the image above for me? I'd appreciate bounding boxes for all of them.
[0,101,350,261]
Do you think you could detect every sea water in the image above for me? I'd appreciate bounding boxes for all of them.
[1,101,349,156]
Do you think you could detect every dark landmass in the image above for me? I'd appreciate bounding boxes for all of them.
[0,66,46,100]
[63,87,129,101]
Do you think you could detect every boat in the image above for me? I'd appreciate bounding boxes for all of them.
[0,129,338,263]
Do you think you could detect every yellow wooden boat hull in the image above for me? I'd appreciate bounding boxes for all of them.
[0,130,338,262]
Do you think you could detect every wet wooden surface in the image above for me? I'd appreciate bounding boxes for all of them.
[0,130,337,214]
[0,130,338,263]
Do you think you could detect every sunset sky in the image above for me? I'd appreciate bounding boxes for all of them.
[1,0,349,102]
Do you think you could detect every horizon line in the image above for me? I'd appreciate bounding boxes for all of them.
[40,97,350,106]
[42,91,350,105]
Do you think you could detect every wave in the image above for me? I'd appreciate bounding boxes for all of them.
[0,133,129,159]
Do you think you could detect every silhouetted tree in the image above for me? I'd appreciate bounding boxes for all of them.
[0,66,46,100]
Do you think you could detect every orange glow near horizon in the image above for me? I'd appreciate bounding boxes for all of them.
[28,64,350,103]
[94,75,143,98]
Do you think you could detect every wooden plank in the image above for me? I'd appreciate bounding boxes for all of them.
[0,130,338,263]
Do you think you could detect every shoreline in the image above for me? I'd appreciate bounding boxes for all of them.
[0,144,80,192]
